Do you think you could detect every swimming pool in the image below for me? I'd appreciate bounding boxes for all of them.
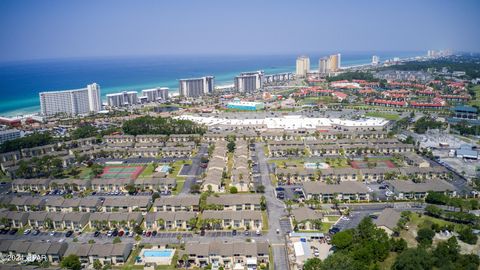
[157,165,171,173]
[144,249,173,258]
[304,162,330,169]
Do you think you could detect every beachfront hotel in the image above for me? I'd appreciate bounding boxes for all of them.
[106,91,138,107]
[39,83,101,116]
[179,76,214,98]
[141,87,169,102]
[295,56,310,78]
[234,71,264,92]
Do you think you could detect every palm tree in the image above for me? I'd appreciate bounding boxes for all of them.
[180,254,189,269]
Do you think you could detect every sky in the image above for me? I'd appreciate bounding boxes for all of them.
[0,0,479,62]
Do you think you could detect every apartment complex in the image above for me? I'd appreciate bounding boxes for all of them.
[0,129,21,145]
[39,83,101,116]
[234,71,263,92]
[179,76,215,97]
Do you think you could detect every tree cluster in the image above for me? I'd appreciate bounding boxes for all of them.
[393,237,479,270]
[413,117,444,134]
[0,132,53,153]
[122,116,206,136]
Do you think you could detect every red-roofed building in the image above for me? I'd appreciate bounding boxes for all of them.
[366,99,407,108]
[332,91,348,101]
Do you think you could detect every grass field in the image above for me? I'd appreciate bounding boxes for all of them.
[365,111,401,120]
[299,96,335,105]
[468,85,480,107]
[378,252,398,270]
[400,212,458,248]
[0,170,11,181]
[138,163,155,178]
[268,159,304,168]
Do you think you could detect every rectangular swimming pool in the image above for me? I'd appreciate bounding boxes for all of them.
[144,249,173,258]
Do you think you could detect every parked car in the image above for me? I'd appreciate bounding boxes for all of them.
[128,231,134,237]
[118,230,124,237]
[65,231,73,237]
[255,230,261,236]
[152,231,157,237]
[146,231,152,237]
[94,231,100,237]
[232,229,237,236]
[49,231,56,236]
[32,229,40,236]
[112,230,118,237]
[9,229,18,235]
[107,230,113,237]
[23,229,31,235]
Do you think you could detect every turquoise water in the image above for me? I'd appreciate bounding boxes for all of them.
[0,52,423,116]
[144,250,173,258]
[158,165,171,173]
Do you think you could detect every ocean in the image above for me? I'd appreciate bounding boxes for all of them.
[0,51,422,117]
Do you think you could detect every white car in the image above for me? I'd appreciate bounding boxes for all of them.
[107,230,113,237]
[23,229,31,235]
[313,250,320,257]
[255,230,261,236]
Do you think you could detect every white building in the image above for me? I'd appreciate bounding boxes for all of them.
[296,56,310,78]
[106,91,138,107]
[39,83,101,116]
[0,129,22,145]
[141,87,169,102]
[179,76,215,97]
[234,71,263,92]
[372,55,380,65]
[318,58,328,74]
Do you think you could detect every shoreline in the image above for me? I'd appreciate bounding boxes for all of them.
[0,53,423,118]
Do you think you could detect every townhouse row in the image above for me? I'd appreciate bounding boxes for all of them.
[301,179,456,202]
[0,240,132,267]
[275,166,449,183]
[178,240,269,269]
[11,176,177,193]
[202,141,228,192]
[269,142,414,157]
[1,194,265,231]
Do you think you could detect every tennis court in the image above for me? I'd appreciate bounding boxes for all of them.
[101,166,144,179]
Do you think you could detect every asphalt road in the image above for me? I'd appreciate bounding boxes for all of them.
[181,144,208,194]
[256,142,290,270]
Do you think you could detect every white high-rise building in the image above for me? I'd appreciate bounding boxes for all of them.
[39,83,101,116]
[296,56,310,78]
[337,53,341,70]
[372,55,380,65]
[106,91,138,107]
[234,71,264,92]
[141,87,169,102]
[179,76,215,97]
[319,58,328,74]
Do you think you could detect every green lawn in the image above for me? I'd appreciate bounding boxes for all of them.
[299,96,335,105]
[325,216,340,222]
[138,163,155,178]
[0,170,11,181]
[468,85,480,107]
[77,167,94,180]
[268,159,304,168]
[378,252,398,270]
[262,211,269,232]
[172,179,185,195]
[365,111,401,120]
